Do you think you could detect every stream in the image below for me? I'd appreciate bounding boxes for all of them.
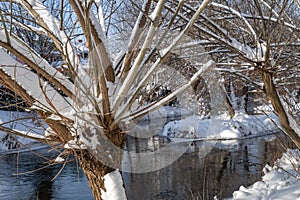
[0,134,294,200]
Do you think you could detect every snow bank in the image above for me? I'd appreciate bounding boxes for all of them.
[161,112,279,139]
[230,149,300,200]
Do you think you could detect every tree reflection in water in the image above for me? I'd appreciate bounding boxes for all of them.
[124,134,295,200]
[0,134,294,200]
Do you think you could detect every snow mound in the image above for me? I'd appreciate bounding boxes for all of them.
[231,149,300,200]
[161,112,278,139]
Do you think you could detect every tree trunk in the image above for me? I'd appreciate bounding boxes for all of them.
[77,150,127,200]
[261,70,300,149]
[78,127,127,200]
[78,150,118,200]
[225,93,235,118]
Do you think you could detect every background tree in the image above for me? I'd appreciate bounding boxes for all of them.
[164,0,300,145]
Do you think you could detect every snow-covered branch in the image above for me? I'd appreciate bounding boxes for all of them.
[116,0,152,78]
[0,50,72,113]
[112,0,166,113]
[120,60,215,122]
[114,0,213,120]
[0,30,75,99]
[15,0,76,67]
[210,2,258,46]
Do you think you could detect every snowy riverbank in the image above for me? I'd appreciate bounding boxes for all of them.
[0,107,281,152]
[0,110,46,152]
[160,112,279,140]
[2,108,298,199]
[229,148,300,200]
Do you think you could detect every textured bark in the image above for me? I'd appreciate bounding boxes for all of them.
[79,127,127,200]
[261,70,300,149]
[79,150,115,200]
[225,93,235,118]
[44,118,73,142]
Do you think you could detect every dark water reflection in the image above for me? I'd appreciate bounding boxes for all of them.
[0,148,92,200]
[123,134,295,200]
[0,134,294,200]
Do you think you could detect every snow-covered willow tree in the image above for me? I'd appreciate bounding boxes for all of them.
[0,0,214,199]
[165,0,300,146]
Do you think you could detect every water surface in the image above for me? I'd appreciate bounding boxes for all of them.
[0,134,293,200]
[124,134,294,199]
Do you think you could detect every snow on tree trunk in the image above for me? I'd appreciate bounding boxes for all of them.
[78,150,123,200]
[101,170,127,200]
